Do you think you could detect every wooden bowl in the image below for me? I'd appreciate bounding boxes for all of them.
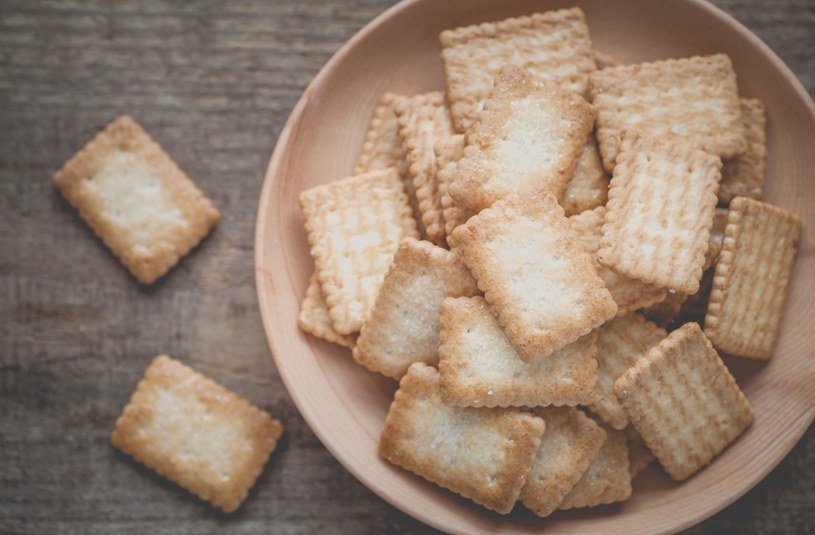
[255,0,815,532]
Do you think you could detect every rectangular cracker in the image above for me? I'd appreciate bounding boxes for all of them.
[520,407,606,517]
[569,206,668,315]
[298,273,358,349]
[53,115,220,284]
[449,192,617,361]
[589,314,667,429]
[625,425,655,478]
[379,362,545,514]
[704,197,801,359]
[352,238,479,380]
[614,323,755,481]
[719,98,767,203]
[438,296,598,407]
[440,7,596,132]
[393,92,455,245]
[598,133,722,294]
[449,65,596,213]
[561,134,609,217]
[300,168,419,335]
[590,54,746,172]
[111,355,284,513]
[435,134,476,245]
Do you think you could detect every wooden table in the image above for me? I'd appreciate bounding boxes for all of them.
[1,1,812,533]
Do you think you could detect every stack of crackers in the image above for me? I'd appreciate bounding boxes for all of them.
[297,7,801,517]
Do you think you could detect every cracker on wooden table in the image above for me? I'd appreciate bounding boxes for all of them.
[298,273,357,349]
[593,49,621,70]
[625,425,655,478]
[598,133,722,294]
[440,7,596,132]
[300,168,419,335]
[449,192,617,361]
[111,355,284,513]
[53,115,220,284]
[561,134,609,217]
[393,92,455,245]
[353,238,478,380]
[435,134,476,245]
[438,296,598,408]
[590,54,745,172]
[379,362,545,514]
[520,407,606,518]
[569,206,667,315]
[449,65,596,213]
[704,197,801,359]
[589,314,667,430]
[614,323,754,481]
[719,98,767,204]
[558,421,632,510]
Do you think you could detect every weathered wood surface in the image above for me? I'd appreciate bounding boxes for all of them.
[0,1,811,533]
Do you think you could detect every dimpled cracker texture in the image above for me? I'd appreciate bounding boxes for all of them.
[561,134,609,217]
[352,238,478,380]
[614,323,754,481]
[300,168,419,335]
[440,7,595,133]
[590,54,746,172]
[719,98,767,204]
[704,197,801,359]
[298,274,358,349]
[449,65,595,213]
[111,356,284,513]
[378,363,545,514]
[598,133,722,295]
[519,407,606,518]
[52,115,220,284]
[438,296,598,408]
[435,134,476,245]
[449,192,617,361]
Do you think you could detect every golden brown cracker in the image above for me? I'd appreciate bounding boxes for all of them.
[111,355,284,513]
[625,425,655,478]
[53,115,220,284]
[378,362,545,514]
[561,134,609,217]
[435,134,476,245]
[719,98,767,203]
[614,323,754,481]
[298,274,358,349]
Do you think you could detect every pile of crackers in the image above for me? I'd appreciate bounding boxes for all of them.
[297,7,801,517]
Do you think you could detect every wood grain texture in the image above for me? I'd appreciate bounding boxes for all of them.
[0,1,811,534]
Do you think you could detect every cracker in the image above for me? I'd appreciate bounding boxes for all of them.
[593,49,621,70]
[300,168,419,335]
[298,274,357,349]
[558,421,632,510]
[589,314,667,430]
[590,54,746,172]
[379,362,545,514]
[435,134,476,245]
[614,323,754,481]
[719,98,767,203]
[53,115,220,284]
[440,7,596,132]
[598,133,722,294]
[353,238,479,379]
[449,65,596,213]
[438,296,598,408]
[111,355,284,513]
[569,206,667,315]
[393,92,455,245]
[449,192,617,361]
[520,407,606,517]
[704,197,801,359]
[561,134,609,217]
[625,425,655,478]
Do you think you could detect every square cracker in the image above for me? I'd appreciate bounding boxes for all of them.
[449,191,617,361]
[520,407,606,517]
[300,168,419,335]
[439,296,598,408]
[379,362,545,514]
[393,92,455,245]
[598,132,722,294]
[352,238,478,380]
[614,322,754,481]
[440,7,595,132]
[704,197,801,359]
[298,274,357,349]
[590,54,746,172]
[435,134,476,245]
[449,65,596,213]
[53,115,220,284]
[719,98,767,204]
[111,355,284,513]
[561,134,609,217]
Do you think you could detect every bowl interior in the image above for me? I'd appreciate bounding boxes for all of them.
[255,0,815,533]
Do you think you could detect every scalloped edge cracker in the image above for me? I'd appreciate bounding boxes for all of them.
[625,425,655,478]
[298,274,358,349]
[562,134,609,217]
[719,98,767,203]
[435,134,476,245]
